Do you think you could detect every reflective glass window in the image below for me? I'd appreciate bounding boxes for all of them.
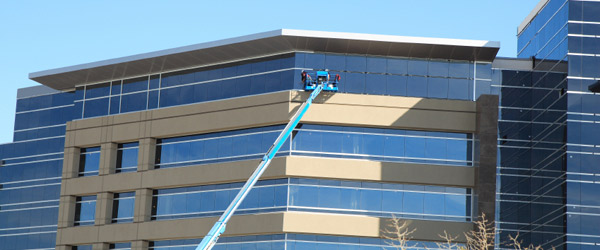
[109,243,132,250]
[155,125,286,169]
[112,192,135,223]
[292,124,472,166]
[85,83,110,99]
[79,147,100,177]
[74,195,96,226]
[116,142,138,173]
[83,97,109,118]
[151,179,287,220]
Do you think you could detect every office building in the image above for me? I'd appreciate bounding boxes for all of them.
[0,1,598,250]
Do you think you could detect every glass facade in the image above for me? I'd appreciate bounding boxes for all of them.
[155,124,473,169]
[512,0,600,249]
[151,178,471,222]
[73,52,494,120]
[0,50,491,250]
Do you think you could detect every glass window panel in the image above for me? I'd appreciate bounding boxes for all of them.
[122,77,148,93]
[366,57,387,74]
[79,147,100,177]
[365,74,386,95]
[83,97,109,118]
[404,137,426,159]
[386,75,406,96]
[425,138,447,160]
[406,76,427,97]
[448,79,470,100]
[428,61,449,77]
[117,143,138,173]
[359,189,382,211]
[85,83,110,99]
[445,194,467,216]
[387,58,407,75]
[449,63,470,78]
[290,185,318,207]
[109,96,120,114]
[344,73,366,93]
[427,78,449,99]
[381,191,403,213]
[318,187,341,208]
[111,81,122,95]
[120,92,148,113]
[424,193,445,216]
[346,56,366,72]
[403,192,424,214]
[407,60,428,76]
[305,54,325,70]
[150,75,160,89]
[339,188,360,210]
[325,54,346,71]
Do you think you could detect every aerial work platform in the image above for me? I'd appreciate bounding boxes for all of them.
[194,71,339,250]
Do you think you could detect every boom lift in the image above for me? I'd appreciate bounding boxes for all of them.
[195,71,339,250]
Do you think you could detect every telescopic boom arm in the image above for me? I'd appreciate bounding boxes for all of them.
[195,82,325,250]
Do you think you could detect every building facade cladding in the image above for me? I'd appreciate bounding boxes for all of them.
[514,0,600,250]
[0,32,500,250]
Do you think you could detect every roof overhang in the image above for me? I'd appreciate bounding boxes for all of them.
[518,0,550,35]
[29,29,500,91]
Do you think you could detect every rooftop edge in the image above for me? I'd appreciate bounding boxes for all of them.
[29,29,500,91]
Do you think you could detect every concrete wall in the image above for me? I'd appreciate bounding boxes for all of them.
[57,91,493,249]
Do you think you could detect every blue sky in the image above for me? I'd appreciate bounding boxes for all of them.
[0,0,539,143]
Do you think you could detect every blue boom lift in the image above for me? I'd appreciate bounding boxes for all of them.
[194,71,339,250]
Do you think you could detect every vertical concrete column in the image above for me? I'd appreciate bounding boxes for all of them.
[134,189,154,223]
[475,95,499,229]
[100,143,118,175]
[95,192,114,225]
[138,138,157,172]
[57,196,77,228]
[56,246,71,250]
[93,243,110,250]
[132,240,149,250]
[63,147,81,179]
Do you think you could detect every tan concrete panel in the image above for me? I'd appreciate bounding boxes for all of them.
[285,157,474,187]
[136,213,285,241]
[109,123,145,143]
[148,103,292,139]
[98,223,139,242]
[71,127,103,148]
[111,111,144,125]
[283,212,470,242]
[63,176,103,196]
[149,91,292,120]
[302,103,476,133]
[292,91,476,112]
[140,157,287,189]
[101,172,143,193]
[58,226,100,245]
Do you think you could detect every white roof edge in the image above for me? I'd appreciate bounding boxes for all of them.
[281,29,500,48]
[29,29,285,79]
[30,29,499,80]
[518,0,551,35]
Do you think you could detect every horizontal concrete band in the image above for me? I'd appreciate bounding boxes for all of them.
[61,156,475,196]
[65,91,477,147]
[56,212,471,246]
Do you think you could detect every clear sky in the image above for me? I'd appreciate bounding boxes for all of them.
[0,0,539,144]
